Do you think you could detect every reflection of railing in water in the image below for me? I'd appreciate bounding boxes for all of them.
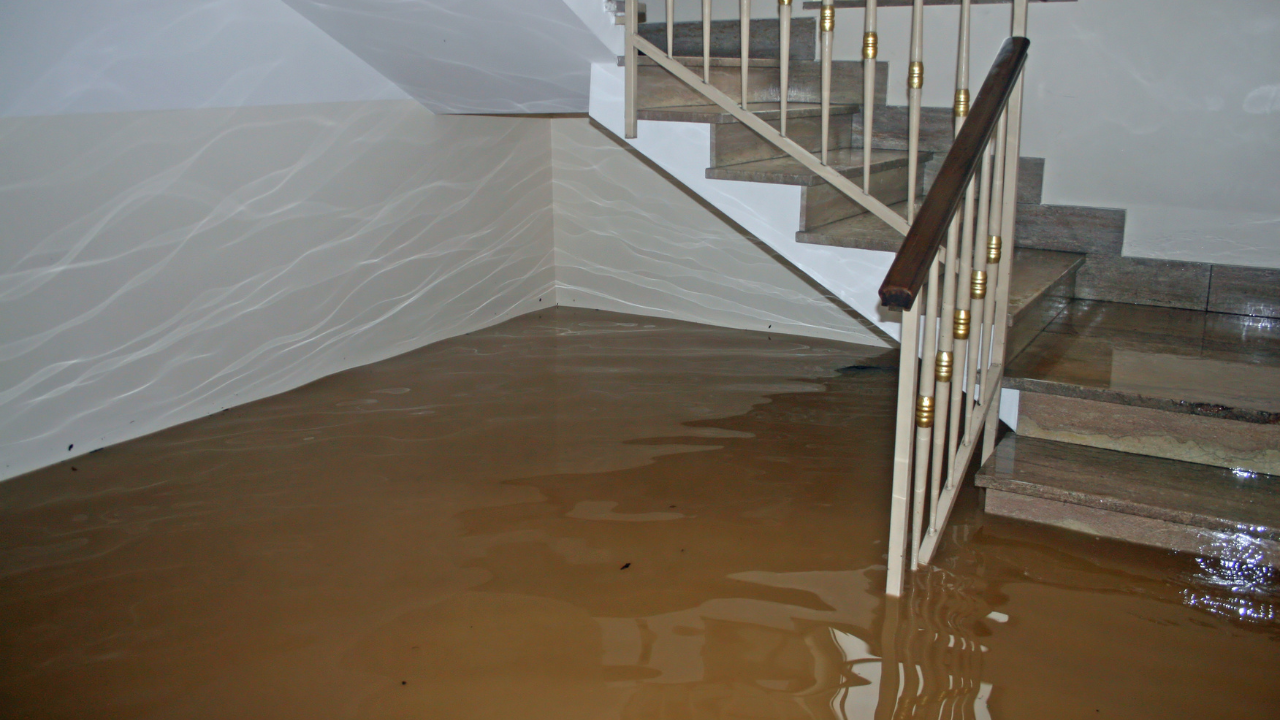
[599,567,994,719]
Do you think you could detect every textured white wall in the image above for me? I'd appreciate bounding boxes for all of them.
[552,117,888,346]
[0,104,556,482]
[0,0,561,482]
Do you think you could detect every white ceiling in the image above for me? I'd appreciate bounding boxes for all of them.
[281,0,616,114]
[0,0,409,117]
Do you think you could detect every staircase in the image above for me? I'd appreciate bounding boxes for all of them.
[591,5,1279,581]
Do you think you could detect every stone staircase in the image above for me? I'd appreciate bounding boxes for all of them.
[592,18,1280,567]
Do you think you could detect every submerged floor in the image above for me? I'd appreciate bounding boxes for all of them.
[0,308,1275,718]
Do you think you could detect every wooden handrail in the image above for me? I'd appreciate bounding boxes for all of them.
[878,37,1029,310]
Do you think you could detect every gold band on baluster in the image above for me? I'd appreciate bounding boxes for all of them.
[954,310,971,340]
[954,89,970,117]
[908,62,924,89]
[820,5,835,32]
[987,235,1002,264]
[936,351,953,383]
[863,32,878,59]
[971,270,988,300]
[779,0,792,5]
[916,395,935,428]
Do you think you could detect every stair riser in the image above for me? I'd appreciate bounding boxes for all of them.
[800,164,913,230]
[851,106,953,152]
[1005,267,1075,360]
[710,113,854,167]
[984,490,1280,567]
[638,18,816,61]
[1017,392,1280,475]
[638,62,880,109]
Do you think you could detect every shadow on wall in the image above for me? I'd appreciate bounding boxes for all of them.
[551,116,893,347]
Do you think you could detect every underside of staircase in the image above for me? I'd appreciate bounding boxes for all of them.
[593,16,1280,568]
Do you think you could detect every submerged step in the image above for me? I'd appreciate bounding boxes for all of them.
[1004,299,1280,475]
[1004,248,1084,360]
[977,435,1280,566]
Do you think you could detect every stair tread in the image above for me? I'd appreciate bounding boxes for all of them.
[638,102,858,124]
[1006,248,1084,326]
[975,435,1280,538]
[624,56,837,69]
[1004,299,1280,422]
[706,148,913,186]
[796,203,912,252]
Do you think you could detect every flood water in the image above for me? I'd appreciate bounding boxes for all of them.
[0,308,1275,719]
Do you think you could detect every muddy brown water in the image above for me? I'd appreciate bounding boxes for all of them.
[0,308,1275,718]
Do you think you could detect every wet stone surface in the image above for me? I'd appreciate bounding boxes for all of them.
[0,308,1276,719]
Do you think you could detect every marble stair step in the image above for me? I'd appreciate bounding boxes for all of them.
[710,111,858,167]
[637,17,817,61]
[635,56,884,108]
[705,148,918,186]
[637,102,859,124]
[1004,299,1280,475]
[707,149,924,230]
[1004,248,1084,360]
[976,434,1280,566]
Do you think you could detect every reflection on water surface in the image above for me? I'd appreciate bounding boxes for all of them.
[0,308,1275,718]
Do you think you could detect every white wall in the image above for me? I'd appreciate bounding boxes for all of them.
[0,103,557,483]
[0,1,559,482]
[551,117,887,346]
[815,0,1280,269]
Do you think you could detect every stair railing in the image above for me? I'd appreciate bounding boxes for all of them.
[620,0,1031,597]
[623,0,910,235]
[879,30,1029,597]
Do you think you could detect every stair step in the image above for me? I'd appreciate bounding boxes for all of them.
[711,112,857,167]
[1004,299,1280,474]
[851,105,955,153]
[976,435,1280,565]
[638,102,859,124]
[1005,248,1084,359]
[638,18,816,61]
[708,149,923,230]
[795,202,911,252]
[636,57,884,109]
[706,148,915,186]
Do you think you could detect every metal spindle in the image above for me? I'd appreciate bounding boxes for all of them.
[963,140,994,445]
[625,0,639,138]
[976,110,1008,434]
[930,224,959,530]
[947,180,977,483]
[741,0,751,109]
[886,297,920,597]
[820,0,834,162]
[945,0,975,482]
[906,0,925,221]
[703,0,712,81]
[667,0,675,56]
[862,1,878,189]
[911,258,941,569]
[982,0,1029,461]
[779,0,792,136]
